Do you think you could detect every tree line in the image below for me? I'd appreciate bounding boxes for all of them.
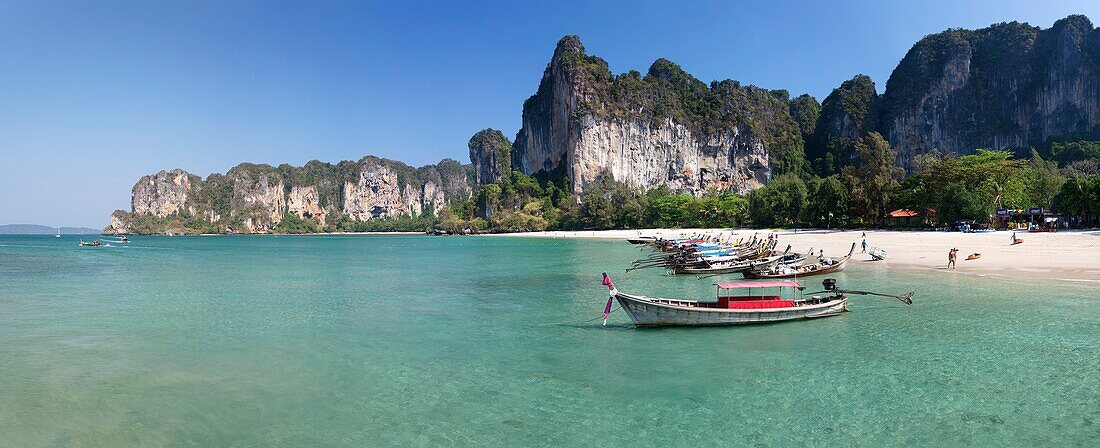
[436,134,1100,233]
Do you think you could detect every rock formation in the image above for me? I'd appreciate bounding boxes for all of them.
[468,129,512,187]
[343,162,405,221]
[511,36,805,195]
[103,210,131,235]
[808,75,880,172]
[131,169,199,217]
[878,15,1100,167]
[287,185,325,225]
[788,94,821,144]
[107,15,1100,232]
[107,157,471,234]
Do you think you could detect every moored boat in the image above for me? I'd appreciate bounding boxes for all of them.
[743,243,855,279]
[673,253,785,275]
[600,274,912,328]
[603,276,845,327]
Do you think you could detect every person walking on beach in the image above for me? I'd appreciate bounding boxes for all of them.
[1011,231,1017,245]
[948,248,958,270]
[861,236,868,253]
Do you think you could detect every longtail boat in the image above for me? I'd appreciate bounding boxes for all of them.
[599,275,912,328]
[602,277,843,327]
[743,243,855,279]
[627,238,773,273]
[672,252,785,275]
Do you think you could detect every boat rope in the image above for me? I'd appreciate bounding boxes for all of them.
[537,305,622,327]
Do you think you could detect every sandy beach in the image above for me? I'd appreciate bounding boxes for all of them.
[490,228,1100,283]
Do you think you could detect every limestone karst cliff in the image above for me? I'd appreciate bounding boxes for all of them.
[511,35,805,196]
[107,15,1100,232]
[468,129,513,188]
[807,75,881,172]
[106,158,471,234]
[879,15,1098,167]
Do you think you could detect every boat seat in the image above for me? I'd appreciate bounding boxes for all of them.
[722,295,782,301]
[722,300,795,309]
[717,296,781,308]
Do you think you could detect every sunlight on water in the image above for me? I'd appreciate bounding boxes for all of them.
[0,235,1097,446]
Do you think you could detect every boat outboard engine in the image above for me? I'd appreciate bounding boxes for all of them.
[822,278,837,292]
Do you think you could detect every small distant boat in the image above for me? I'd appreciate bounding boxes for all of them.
[79,239,102,247]
[600,275,912,328]
[55,226,61,238]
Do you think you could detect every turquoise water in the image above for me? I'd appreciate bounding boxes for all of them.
[0,235,1096,446]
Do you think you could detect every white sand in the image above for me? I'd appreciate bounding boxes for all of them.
[489,228,1100,283]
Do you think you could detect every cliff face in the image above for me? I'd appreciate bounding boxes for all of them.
[879,15,1100,166]
[287,185,325,225]
[343,162,404,221]
[808,75,880,172]
[108,157,471,234]
[132,169,200,217]
[512,36,804,195]
[468,129,513,187]
[105,16,1100,233]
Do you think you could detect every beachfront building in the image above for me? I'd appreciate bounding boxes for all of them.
[994,208,1064,230]
[885,209,934,228]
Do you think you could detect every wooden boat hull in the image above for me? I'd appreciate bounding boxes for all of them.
[674,263,752,275]
[742,257,848,279]
[674,256,782,275]
[743,243,855,279]
[614,292,847,327]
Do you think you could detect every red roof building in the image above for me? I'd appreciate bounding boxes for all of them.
[885,208,932,227]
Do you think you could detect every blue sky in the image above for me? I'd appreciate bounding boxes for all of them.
[2,0,1098,227]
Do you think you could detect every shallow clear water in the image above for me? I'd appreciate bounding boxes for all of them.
[0,235,1097,446]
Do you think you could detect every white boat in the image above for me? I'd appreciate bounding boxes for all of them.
[601,276,847,327]
[55,226,61,238]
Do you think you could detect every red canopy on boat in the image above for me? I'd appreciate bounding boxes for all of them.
[717,280,801,289]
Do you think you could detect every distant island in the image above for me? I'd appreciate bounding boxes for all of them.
[0,224,103,235]
[107,15,1100,235]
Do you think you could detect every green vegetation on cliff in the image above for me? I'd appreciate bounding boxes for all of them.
[809,75,879,175]
[442,127,1100,232]
[545,36,807,176]
[116,18,1100,234]
[113,156,470,235]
